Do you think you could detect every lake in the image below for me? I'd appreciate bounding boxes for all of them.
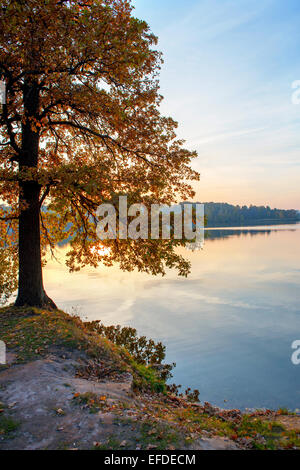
[43,223,300,411]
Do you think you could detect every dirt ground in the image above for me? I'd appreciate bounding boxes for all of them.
[0,348,238,450]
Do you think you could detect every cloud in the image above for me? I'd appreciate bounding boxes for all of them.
[188,127,267,146]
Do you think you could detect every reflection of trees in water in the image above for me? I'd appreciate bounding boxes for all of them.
[205,228,297,242]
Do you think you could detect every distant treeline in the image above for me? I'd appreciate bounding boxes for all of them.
[183,202,300,227]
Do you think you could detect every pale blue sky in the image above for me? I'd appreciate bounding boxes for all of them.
[133,0,300,209]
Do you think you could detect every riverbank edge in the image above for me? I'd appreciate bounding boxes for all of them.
[0,306,299,450]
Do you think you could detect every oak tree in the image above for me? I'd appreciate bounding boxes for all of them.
[0,0,199,308]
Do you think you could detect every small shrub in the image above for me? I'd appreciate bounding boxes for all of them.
[132,362,166,394]
[84,321,166,366]
[184,388,200,403]
[85,321,177,394]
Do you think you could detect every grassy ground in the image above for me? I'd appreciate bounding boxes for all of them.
[0,306,166,392]
[0,306,126,365]
[0,306,299,450]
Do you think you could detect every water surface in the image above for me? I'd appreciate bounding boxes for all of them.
[44,223,300,411]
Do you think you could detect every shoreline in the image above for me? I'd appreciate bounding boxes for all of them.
[0,307,299,450]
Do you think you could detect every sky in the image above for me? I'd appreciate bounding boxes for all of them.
[133,0,300,209]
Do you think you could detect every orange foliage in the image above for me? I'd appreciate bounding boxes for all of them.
[0,0,199,287]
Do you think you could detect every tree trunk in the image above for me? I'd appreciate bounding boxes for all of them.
[15,81,56,309]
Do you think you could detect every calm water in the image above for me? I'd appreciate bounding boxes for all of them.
[43,223,300,411]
